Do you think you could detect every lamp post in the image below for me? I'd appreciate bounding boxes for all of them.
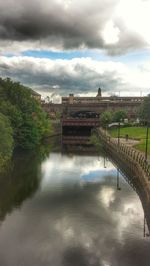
[117,168,121,190]
[104,156,106,168]
[118,121,121,146]
[145,122,149,162]
[143,215,150,237]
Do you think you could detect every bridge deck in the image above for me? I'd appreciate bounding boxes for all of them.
[62,118,100,126]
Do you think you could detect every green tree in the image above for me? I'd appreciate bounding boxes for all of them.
[0,113,14,169]
[113,110,127,122]
[100,111,112,126]
[0,100,23,144]
[140,95,150,122]
[55,111,61,120]
[0,77,52,150]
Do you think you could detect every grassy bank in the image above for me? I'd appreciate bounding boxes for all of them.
[109,126,150,155]
[109,127,147,140]
[134,140,150,155]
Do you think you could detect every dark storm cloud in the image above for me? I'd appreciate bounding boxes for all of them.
[0,0,116,43]
[1,55,150,100]
[0,56,131,98]
[0,0,149,54]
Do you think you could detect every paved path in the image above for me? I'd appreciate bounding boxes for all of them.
[114,138,140,147]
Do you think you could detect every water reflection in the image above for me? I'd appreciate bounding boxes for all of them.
[0,151,41,222]
[0,139,59,222]
[0,149,150,266]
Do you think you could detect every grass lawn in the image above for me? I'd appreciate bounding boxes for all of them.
[109,127,148,140]
[109,127,150,155]
[134,140,150,155]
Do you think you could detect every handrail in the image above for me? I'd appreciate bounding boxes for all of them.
[95,128,150,180]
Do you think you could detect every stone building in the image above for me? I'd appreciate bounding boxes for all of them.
[42,88,144,119]
[62,88,103,104]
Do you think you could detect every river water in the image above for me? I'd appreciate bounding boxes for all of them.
[0,145,150,266]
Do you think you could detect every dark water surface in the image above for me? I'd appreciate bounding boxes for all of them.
[0,148,150,266]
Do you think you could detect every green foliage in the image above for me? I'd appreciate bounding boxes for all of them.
[0,113,14,169]
[100,111,112,126]
[89,133,102,149]
[140,95,150,122]
[0,77,52,153]
[112,110,127,122]
[55,111,61,120]
[100,110,128,126]
[0,100,23,142]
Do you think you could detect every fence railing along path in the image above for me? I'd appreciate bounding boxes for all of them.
[96,128,150,201]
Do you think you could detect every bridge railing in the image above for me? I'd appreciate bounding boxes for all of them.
[96,128,150,180]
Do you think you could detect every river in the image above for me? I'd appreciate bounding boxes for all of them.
[0,143,150,266]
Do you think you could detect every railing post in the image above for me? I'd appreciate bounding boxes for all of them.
[118,122,120,146]
[145,123,149,162]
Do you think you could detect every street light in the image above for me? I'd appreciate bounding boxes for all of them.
[117,119,123,146]
[104,156,106,168]
[117,122,120,146]
[144,215,150,237]
[117,168,121,190]
[145,122,149,162]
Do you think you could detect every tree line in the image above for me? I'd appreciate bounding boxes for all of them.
[0,78,52,170]
[100,110,127,126]
[100,95,150,127]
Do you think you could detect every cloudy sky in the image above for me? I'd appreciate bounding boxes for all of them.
[0,0,150,101]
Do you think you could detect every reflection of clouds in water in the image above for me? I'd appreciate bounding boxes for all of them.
[41,153,117,189]
[55,218,94,250]
[79,157,115,176]
[115,200,143,242]
[55,218,75,242]
[81,169,117,183]
[102,261,110,266]
[0,153,149,266]
[40,153,144,246]
[98,187,116,208]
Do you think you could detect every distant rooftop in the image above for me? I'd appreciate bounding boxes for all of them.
[30,89,41,96]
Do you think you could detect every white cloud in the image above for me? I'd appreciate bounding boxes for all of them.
[116,0,150,44]
[102,20,120,45]
[0,55,149,99]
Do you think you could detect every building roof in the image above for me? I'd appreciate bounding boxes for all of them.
[30,89,41,96]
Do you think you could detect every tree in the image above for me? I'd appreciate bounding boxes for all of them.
[0,77,52,150]
[55,111,61,120]
[100,111,112,126]
[0,113,13,169]
[140,95,150,122]
[113,110,127,122]
[0,100,23,144]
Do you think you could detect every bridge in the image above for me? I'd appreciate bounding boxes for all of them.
[41,93,145,145]
[62,111,100,145]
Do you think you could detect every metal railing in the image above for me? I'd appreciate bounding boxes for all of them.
[97,128,150,178]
